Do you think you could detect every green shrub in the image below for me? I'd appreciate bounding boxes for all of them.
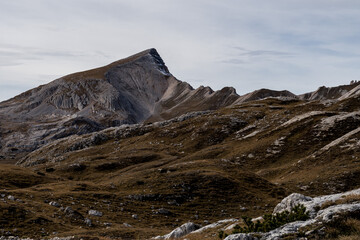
[218,230,224,239]
[218,230,228,239]
[232,204,309,234]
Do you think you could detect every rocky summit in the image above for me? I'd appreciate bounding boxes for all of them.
[0,49,360,239]
[0,49,240,163]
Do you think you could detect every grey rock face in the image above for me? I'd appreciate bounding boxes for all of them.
[155,222,200,239]
[300,82,360,100]
[223,188,360,240]
[2,49,170,122]
[192,218,238,234]
[224,234,258,240]
[316,203,360,222]
[49,201,61,207]
[272,193,312,214]
[235,89,298,104]
[88,210,102,217]
[123,223,132,228]
[64,206,74,214]
[7,195,15,201]
[153,188,359,240]
[84,218,92,226]
[157,208,171,215]
[0,49,171,162]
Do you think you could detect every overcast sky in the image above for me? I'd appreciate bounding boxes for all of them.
[1,0,360,101]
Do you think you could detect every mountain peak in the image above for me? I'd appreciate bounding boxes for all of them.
[61,48,170,82]
[117,48,169,73]
[146,48,170,75]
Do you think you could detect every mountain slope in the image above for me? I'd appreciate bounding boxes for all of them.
[0,48,171,124]
[5,49,348,163]
[299,82,360,100]
[234,88,298,104]
[0,49,239,163]
[7,94,360,239]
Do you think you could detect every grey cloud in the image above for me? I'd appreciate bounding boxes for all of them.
[233,47,294,57]
[0,60,22,67]
[32,50,86,58]
[239,50,293,57]
[307,47,360,58]
[220,59,247,65]
[220,47,294,65]
[0,44,110,67]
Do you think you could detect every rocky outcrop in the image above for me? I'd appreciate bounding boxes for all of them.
[224,234,258,240]
[159,188,360,239]
[234,89,298,104]
[299,82,360,100]
[272,193,313,215]
[153,222,200,239]
[88,210,102,217]
[223,188,360,240]
[148,80,239,122]
[192,219,238,234]
[1,48,171,123]
[273,187,360,217]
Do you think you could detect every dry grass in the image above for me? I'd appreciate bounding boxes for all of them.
[63,49,155,81]
[324,217,360,239]
[338,235,360,240]
[1,98,360,238]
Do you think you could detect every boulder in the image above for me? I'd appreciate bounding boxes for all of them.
[88,210,102,217]
[49,201,60,207]
[7,195,15,201]
[224,233,258,240]
[157,208,171,215]
[158,222,200,239]
[84,218,92,226]
[273,193,312,214]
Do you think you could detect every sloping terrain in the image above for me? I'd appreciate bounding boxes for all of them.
[234,89,297,104]
[0,49,240,163]
[1,49,360,239]
[299,82,360,100]
[155,188,360,239]
[0,92,357,239]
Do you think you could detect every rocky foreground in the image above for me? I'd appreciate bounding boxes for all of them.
[155,188,360,239]
[1,188,359,240]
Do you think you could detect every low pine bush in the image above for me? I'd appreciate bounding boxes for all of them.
[232,204,309,234]
[218,230,228,239]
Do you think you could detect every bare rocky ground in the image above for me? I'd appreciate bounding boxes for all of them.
[154,188,360,239]
[0,50,360,239]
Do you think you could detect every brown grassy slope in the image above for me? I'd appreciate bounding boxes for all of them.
[3,97,360,238]
[63,49,160,82]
